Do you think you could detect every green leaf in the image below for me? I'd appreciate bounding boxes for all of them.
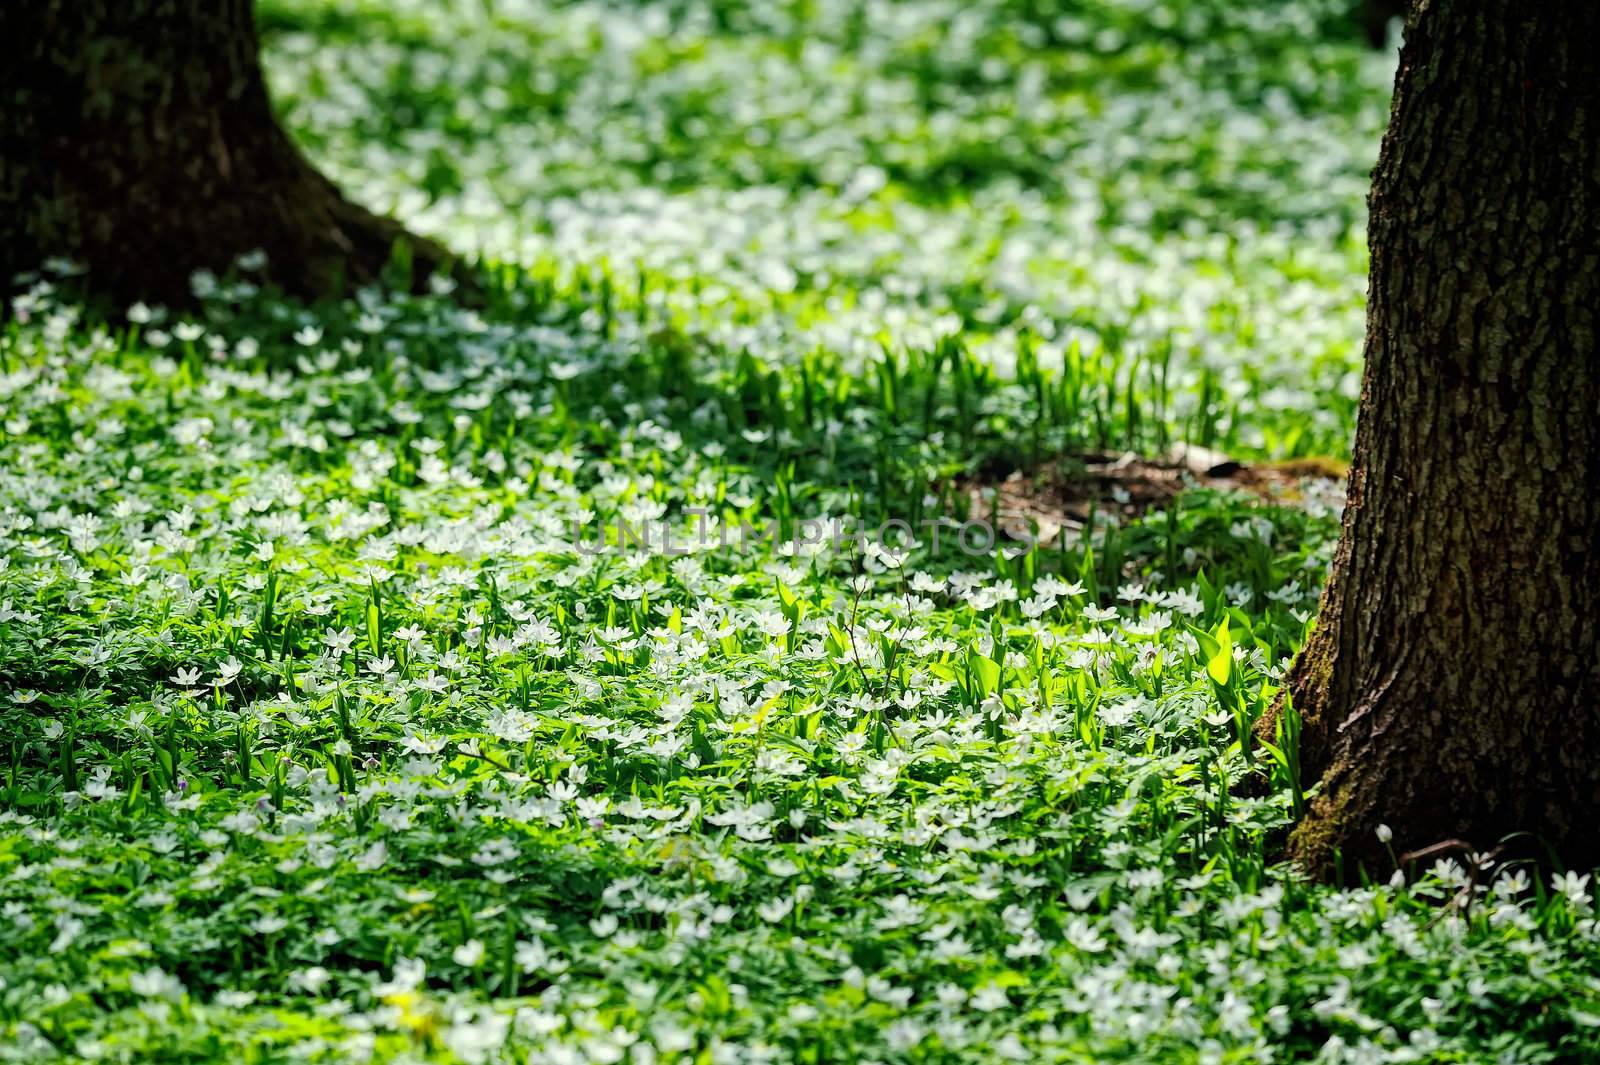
[1206,617,1233,686]
[1257,739,1290,771]
[969,652,1002,699]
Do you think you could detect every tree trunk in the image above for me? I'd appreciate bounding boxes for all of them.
[1276,0,1600,877]
[0,0,450,304]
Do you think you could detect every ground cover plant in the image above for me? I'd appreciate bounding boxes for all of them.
[3,1,1599,1062]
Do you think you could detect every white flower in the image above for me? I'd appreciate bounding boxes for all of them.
[129,967,184,1000]
[970,984,1010,1011]
[442,1012,511,1065]
[757,896,795,923]
[1554,871,1592,908]
[452,939,485,967]
[486,708,536,744]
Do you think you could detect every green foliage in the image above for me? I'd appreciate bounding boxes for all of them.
[2,1,1597,1063]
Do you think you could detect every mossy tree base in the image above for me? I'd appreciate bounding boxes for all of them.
[1267,0,1600,879]
[0,0,451,304]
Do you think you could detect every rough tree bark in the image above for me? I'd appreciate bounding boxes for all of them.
[0,0,450,304]
[1270,0,1600,877]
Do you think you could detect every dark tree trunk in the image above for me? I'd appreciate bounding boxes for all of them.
[0,0,450,304]
[1275,0,1600,877]
[1360,0,1408,48]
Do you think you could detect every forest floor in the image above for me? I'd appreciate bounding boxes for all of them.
[3,1,1598,1062]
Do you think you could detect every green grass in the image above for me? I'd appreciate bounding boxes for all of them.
[3,1,1599,1062]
